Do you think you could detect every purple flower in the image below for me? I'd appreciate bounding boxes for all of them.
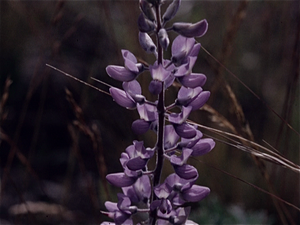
[173,123,197,139]
[172,19,208,38]
[173,164,198,180]
[176,86,210,111]
[109,87,136,109]
[168,106,192,125]
[122,175,151,204]
[101,194,137,225]
[106,50,143,82]
[171,36,195,66]
[191,138,215,156]
[106,172,138,188]
[124,140,154,171]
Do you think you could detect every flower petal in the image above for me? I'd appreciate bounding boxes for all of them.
[150,63,171,82]
[106,65,137,82]
[170,148,193,166]
[164,125,180,149]
[122,49,137,63]
[126,156,147,171]
[132,119,150,134]
[188,90,210,110]
[168,106,192,124]
[162,0,181,24]
[106,172,137,187]
[177,86,202,106]
[138,13,156,32]
[174,123,197,139]
[172,19,208,38]
[178,73,207,88]
[173,164,198,180]
[182,185,210,202]
[171,36,195,65]
[149,80,163,95]
[109,87,136,109]
[191,138,215,156]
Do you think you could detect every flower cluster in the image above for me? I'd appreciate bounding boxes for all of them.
[101,0,215,224]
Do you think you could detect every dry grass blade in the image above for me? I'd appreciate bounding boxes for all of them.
[0,76,13,122]
[188,119,300,174]
[193,157,300,212]
[46,64,110,96]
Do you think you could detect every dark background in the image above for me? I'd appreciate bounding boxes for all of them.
[0,1,299,224]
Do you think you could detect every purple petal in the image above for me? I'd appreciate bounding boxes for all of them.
[191,138,215,156]
[123,80,145,103]
[188,90,210,110]
[124,57,139,73]
[120,152,129,168]
[137,103,157,121]
[182,185,210,202]
[180,130,203,148]
[168,106,192,124]
[164,73,175,89]
[177,86,202,106]
[149,80,163,95]
[122,49,137,64]
[109,87,136,109]
[189,43,201,57]
[170,148,193,166]
[101,222,116,225]
[105,201,118,212]
[164,125,180,149]
[106,172,137,187]
[150,63,171,82]
[132,119,150,134]
[117,193,132,214]
[174,62,190,77]
[134,175,151,200]
[106,65,137,82]
[122,186,139,204]
[114,211,131,225]
[178,73,207,88]
[123,80,141,95]
[173,164,198,180]
[126,157,147,170]
[174,123,197,138]
[171,36,195,65]
[172,19,208,38]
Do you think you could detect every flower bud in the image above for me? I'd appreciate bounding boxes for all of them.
[138,13,156,32]
[162,0,181,25]
[139,0,156,22]
[139,32,157,55]
[158,28,169,50]
[172,19,208,38]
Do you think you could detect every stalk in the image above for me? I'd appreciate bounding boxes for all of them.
[151,3,165,224]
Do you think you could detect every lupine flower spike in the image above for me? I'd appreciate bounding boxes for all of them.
[101,0,215,224]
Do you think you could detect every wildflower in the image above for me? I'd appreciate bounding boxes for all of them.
[102,0,215,223]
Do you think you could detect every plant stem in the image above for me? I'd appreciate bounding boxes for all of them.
[151,3,165,224]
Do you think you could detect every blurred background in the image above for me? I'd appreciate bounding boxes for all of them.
[0,0,299,224]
